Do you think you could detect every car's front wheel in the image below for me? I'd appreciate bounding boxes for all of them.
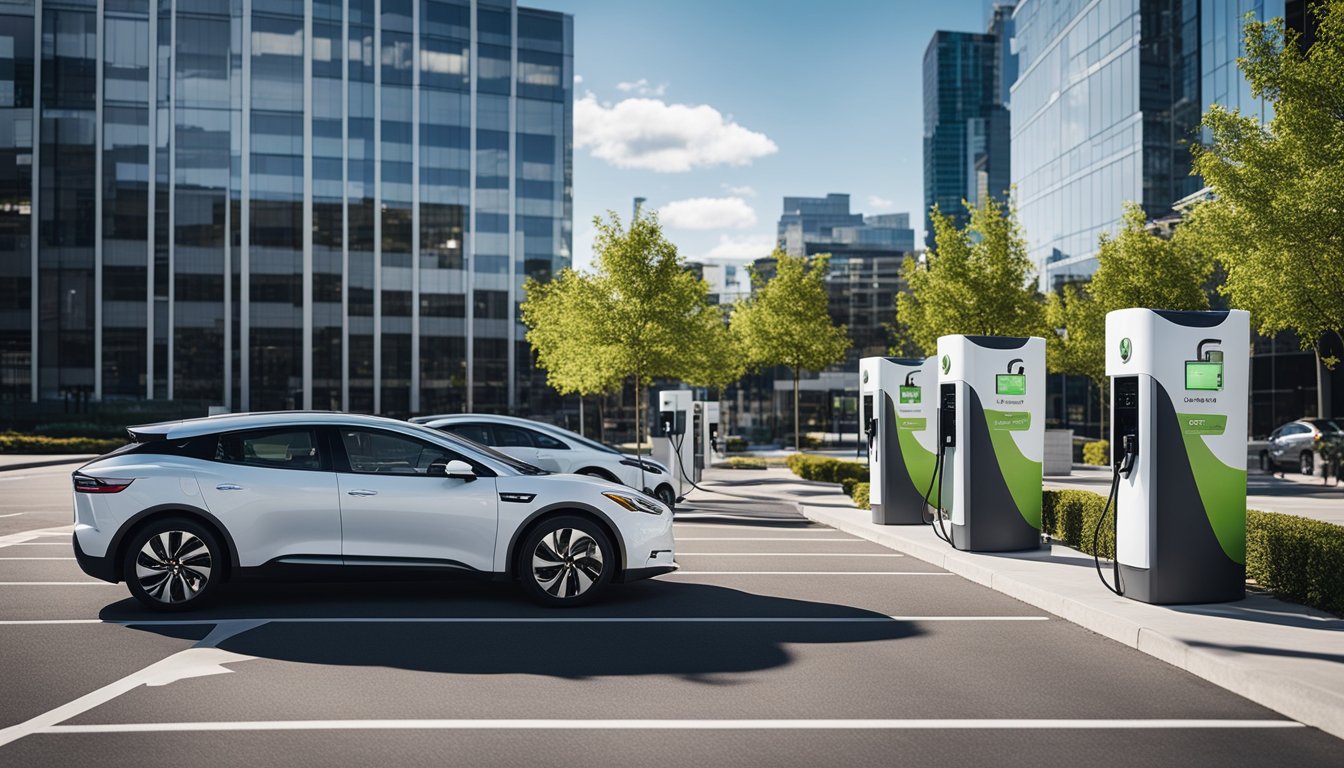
[653,484,677,511]
[123,517,222,611]
[518,515,613,607]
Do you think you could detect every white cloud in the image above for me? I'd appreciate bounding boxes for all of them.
[615,78,667,97]
[867,195,895,210]
[704,233,777,261]
[722,184,757,197]
[573,74,584,85]
[575,94,779,173]
[658,197,757,230]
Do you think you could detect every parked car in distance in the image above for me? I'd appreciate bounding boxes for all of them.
[413,414,679,509]
[1260,418,1344,475]
[72,412,676,611]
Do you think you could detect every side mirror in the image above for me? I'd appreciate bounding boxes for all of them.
[443,459,476,481]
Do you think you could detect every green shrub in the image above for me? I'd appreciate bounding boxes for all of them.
[785,454,866,484]
[1246,510,1344,615]
[1082,440,1109,466]
[850,482,870,510]
[1044,489,1344,615]
[1041,489,1114,559]
[841,477,858,495]
[0,432,124,455]
[725,436,748,453]
[721,456,766,470]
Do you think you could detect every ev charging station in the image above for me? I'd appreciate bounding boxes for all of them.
[859,356,938,525]
[696,399,721,474]
[934,335,1045,551]
[654,389,697,498]
[1103,308,1249,604]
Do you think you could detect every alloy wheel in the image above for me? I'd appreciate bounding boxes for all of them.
[531,528,604,599]
[135,530,213,604]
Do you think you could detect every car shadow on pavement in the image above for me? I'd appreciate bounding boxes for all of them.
[101,580,922,680]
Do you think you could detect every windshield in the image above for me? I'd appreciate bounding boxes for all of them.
[1310,419,1344,434]
[403,421,548,475]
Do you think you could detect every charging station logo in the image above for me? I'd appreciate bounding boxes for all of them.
[862,370,869,384]
[941,355,950,374]
[1119,337,1132,363]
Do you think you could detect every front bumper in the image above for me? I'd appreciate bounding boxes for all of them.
[618,562,679,583]
[72,532,118,583]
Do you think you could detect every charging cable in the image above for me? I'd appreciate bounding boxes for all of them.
[1094,435,1136,596]
[666,430,783,503]
[920,449,953,546]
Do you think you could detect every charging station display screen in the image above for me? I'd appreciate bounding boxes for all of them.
[996,374,1026,396]
[899,386,921,404]
[1185,361,1223,391]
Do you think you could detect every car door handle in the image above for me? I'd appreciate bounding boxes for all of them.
[346,489,378,497]
[215,483,243,491]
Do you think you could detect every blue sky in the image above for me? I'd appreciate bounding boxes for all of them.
[530,0,990,271]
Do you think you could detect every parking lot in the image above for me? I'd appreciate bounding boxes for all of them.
[0,466,1340,766]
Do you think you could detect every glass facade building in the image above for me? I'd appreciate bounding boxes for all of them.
[922,5,1015,250]
[0,0,571,418]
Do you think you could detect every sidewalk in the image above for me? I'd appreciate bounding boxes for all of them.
[0,454,94,472]
[692,466,1344,741]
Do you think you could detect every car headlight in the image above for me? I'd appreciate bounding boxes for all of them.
[602,491,665,515]
[619,458,663,475]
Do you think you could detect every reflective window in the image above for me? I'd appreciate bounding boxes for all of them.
[215,428,324,471]
[340,428,462,475]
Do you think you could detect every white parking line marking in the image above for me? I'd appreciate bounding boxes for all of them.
[4,542,67,545]
[675,553,904,557]
[0,582,116,586]
[0,557,75,560]
[674,537,861,542]
[37,718,1304,734]
[673,524,832,531]
[668,572,953,576]
[0,513,24,518]
[0,615,1047,626]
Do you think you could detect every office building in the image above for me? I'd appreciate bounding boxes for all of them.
[0,0,572,420]
[923,3,1016,249]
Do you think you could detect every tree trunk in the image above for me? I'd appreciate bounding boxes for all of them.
[578,395,585,437]
[793,367,801,452]
[599,395,607,444]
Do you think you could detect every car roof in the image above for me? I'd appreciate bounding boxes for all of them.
[421,413,569,433]
[129,411,421,440]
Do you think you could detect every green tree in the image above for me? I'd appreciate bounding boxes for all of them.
[733,250,851,451]
[897,198,1046,354]
[1189,5,1344,417]
[1046,203,1213,433]
[521,211,728,456]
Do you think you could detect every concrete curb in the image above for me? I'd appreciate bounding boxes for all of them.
[0,456,93,472]
[799,503,1344,741]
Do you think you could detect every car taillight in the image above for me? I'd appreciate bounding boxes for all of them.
[73,474,134,493]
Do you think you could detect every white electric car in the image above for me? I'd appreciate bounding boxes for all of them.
[71,412,676,611]
[413,414,679,509]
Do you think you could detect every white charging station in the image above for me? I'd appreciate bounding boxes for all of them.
[935,335,1045,551]
[859,356,939,525]
[696,399,721,473]
[1104,308,1249,604]
[654,389,696,498]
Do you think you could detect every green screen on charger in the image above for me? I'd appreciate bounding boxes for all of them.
[1185,361,1223,391]
[899,386,921,404]
[996,374,1026,396]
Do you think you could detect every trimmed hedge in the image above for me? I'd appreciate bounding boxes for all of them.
[785,454,867,484]
[1082,440,1109,466]
[0,432,124,455]
[841,477,858,496]
[1247,510,1344,615]
[721,456,766,470]
[1043,489,1344,615]
[850,482,870,510]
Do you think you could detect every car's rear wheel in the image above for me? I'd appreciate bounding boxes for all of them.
[518,515,613,607]
[1301,451,1315,476]
[123,517,222,611]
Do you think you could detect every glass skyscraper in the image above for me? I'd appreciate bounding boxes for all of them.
[0,0,571,418]
[922,3,1015,250]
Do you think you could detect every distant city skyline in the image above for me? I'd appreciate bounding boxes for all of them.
[532,0,990,270]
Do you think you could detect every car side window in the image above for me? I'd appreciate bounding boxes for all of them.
[528,429,568,450]
[215,429,324,471]
[341,429,463,476]
[444,423,493,445]
[493,425,534,447]
[1269,428,1281,441]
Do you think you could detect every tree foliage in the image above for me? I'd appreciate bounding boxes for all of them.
[733,250,850,450]
[1047,202,1213,387]
[897,198,1046,355]
[521,211,735,451]
[1188,5,1344,370]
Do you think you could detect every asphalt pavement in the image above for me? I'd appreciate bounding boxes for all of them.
[0,474,1340,766]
